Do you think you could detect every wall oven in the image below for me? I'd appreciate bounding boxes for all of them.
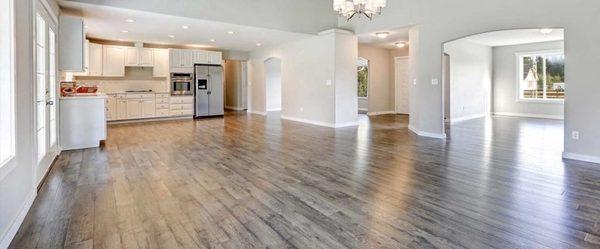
[171,73,194,95]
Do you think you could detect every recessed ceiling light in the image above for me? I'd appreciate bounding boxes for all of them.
[375,32,389,39]
[540,28,553,34]
[256,43,262,47]
[118,39,125,41]
[121,30,129,33]
[125,19,135,23]
[227,31,235,34]
[168,35,175,38]
[182,25,189,29]
[209,39,216,42]
[395,42,406,48]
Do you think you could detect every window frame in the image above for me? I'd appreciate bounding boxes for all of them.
[515,49,565,103]
[357,57,369,99]
[0,0,16,178]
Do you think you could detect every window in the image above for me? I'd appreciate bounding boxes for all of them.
[517,51,565,101]
[357,58,368,98]
[0,0,15,167]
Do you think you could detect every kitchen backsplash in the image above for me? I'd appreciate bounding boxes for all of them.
[73,67,169,93]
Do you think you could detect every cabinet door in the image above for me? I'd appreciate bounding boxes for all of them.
[106,95,117,120]
[140,48,154,66]
[72,40,89,76]
[141,99,156,117]
[125,47,139,66]
[103,46,125,76]
[153,49,169,77]
[117,99,127,119]
[192,50,208,64]
[170,49,181,67]
[126,99,141,119]
[88,43,103,76]
[208,51,222,65]
[181,50,193,67]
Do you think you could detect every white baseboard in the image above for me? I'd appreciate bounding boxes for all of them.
[266,108,282,112]
[408,125,447,139]
[493,112,564,120]
[450,114,486,124]
[0,189,36,249]
[281,115,358,128]
[248,110,267,115]
[358,108,368,112]
[562,152,600,164]
[108,116,193,125]
[225,106,245,111]
[367,110,396,116]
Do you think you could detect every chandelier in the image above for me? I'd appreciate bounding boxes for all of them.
[333,0,387,21]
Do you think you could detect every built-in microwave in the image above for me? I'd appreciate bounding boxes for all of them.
[171,73,194,95]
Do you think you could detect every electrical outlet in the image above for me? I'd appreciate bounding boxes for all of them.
[300,107,304,112]
[572,131,580,140]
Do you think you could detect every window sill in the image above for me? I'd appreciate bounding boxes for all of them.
[358,97,368,100]
[516,99,564,104]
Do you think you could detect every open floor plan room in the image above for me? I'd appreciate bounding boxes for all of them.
[1,1,600,249]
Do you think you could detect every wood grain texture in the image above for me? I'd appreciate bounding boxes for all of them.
[9,112,600,249]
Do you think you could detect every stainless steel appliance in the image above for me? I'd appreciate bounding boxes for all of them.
[194,64,224,117]
[170,73,193,95]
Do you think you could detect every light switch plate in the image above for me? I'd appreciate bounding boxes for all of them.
[413,79,417,85]
[572,131,580,140]
[326,80,332,86]
[432,78,439,85]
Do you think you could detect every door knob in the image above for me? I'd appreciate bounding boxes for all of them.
[46,100,54,106]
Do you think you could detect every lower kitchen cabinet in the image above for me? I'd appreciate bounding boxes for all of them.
[106,95,117,120]
[126,99,142,119]
[105,93,192,122]
[116,96,127,120]
[141,98,156,118]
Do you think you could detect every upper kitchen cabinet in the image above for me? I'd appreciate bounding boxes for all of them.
[208,51,222,65]
[59,15,85,72]
[102,45,125,77]
[170,49,193,69]
[72,41,103,76]
[125,45,154,67]
[153,48,169,77]
[192,50,208,64]
[170,49,222,71]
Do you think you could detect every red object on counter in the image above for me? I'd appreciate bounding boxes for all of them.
[76,86,98,93]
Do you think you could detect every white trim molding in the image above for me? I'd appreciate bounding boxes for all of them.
[0,189,36,249]
[225,106,245,111]
[248,110,267,115]
[266,108,282,112]
[562,152,600,165]
[367,111,396,116]
[408,125,447,139]
[281,115,358,128]
[493,112,564,120]
[450,114,486,124]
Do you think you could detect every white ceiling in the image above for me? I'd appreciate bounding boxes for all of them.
[60,1,313,52]
[462,29,564,47]
[357,27,410,49]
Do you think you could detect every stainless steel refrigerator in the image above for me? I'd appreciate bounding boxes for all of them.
[194,64,224,117]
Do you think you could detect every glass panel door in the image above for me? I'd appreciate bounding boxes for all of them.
[34,6,59,185]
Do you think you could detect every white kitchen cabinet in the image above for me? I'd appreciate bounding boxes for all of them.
[125,47,139,66]
[141,99,156,118]
[192,50,208,64]
[140,48,154,66]
[169,96,194,116]
[102,45,125,77]
[170,49,193,68]
[155,93,170,116]
[60,95,107,150]
[106,94,117,120]
[72,40,90,76]
[126,47,154,67]
[153,49,169,77]
[126,99,142,119]
[59,15,85,72]
[208,51,222,65]
[89,43,103,76]
[116,95,128,120]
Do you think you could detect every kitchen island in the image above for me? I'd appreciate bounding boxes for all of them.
[59,94,107,150]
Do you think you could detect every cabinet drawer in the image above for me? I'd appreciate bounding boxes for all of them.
[156,109,170,117]
[126,93,144,99]
[170,103,193,110]
[170,96,194,104]
[141,94,155,99]
[156,93,170,98]
[170,109,193,116]
[156,103,169,109]
[155,98,169,104]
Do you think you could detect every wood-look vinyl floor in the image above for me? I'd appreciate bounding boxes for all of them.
[9,112,600,249]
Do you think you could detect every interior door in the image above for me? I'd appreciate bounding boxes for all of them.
[394,57,410,114]
[35,7,59,186]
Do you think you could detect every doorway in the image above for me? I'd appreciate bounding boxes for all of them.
[357,57,368,114]
[394,56,409,114]
[264,57,281,112]
[34,2,59,186]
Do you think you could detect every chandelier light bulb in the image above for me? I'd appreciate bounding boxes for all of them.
[333,0,387,21]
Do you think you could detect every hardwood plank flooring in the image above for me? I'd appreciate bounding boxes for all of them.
[9,112,600,249]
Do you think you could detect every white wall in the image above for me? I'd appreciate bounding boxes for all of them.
[248,29,357,127]
[264,57,282,111]
[443,39,492,122]
[0,0,42,247]
[343,0,600,160]
[493,40,564,118]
